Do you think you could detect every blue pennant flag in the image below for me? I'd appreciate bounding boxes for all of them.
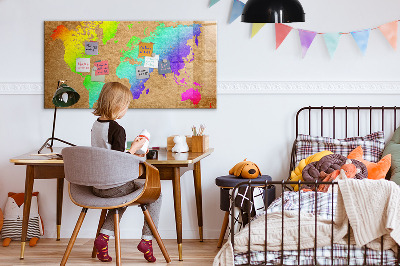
[209,0,221,7]
[323,33,341,58]
[229,0,245,24]
[351,29,371,55]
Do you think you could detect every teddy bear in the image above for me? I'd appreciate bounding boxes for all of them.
[172,135,189,153]
[1,192,43,247]
[229,159,261,179]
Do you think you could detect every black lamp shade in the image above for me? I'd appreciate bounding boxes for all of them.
[241,0,305,23]
[52,83,80,107]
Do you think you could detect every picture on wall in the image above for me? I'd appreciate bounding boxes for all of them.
[44,21,217,109]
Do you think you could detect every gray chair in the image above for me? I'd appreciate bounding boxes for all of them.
[60,146,171,265]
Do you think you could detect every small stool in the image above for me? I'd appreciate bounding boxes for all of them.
[215,175,275,248]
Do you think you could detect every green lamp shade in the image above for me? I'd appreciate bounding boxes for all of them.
[52,83,80,107]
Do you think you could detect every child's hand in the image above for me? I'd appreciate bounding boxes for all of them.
[134,148,149,157]
[129,137,147,154]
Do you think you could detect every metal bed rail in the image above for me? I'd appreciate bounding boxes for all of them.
[230,180,400,266]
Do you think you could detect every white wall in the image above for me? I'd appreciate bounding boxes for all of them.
[1,0,400,239]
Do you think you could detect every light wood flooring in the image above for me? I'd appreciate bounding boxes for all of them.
[0,239,222,265]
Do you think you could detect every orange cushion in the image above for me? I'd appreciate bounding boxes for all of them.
[347,146,391,180]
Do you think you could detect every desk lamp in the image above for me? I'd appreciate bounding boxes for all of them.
[38,80,80,154]
[241,0,305,23]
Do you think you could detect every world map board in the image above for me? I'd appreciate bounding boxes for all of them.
[44,21,217,109]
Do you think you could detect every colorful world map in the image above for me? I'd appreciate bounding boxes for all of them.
[44,21,217,109]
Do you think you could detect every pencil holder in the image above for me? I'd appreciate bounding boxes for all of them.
[191,135,209,153]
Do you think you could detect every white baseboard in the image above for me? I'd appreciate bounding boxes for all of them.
[1,81,400,95]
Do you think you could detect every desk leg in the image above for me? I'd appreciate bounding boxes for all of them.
[193,161,203,242]
[172,167,183,261]
[20,165,34,259]
[56,178,64,241]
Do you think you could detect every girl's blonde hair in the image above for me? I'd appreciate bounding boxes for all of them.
[92,82,132,120]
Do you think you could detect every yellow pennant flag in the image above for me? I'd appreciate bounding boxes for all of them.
[251,23,266,38]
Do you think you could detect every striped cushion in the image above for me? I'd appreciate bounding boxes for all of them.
[1,217,41,240]
[295,131,385,167]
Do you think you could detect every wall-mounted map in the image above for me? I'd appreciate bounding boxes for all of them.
[44,21,217,109]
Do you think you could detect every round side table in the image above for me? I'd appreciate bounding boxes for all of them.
[215,175,275,248]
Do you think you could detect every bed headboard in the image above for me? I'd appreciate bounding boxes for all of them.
[290,106,400,178]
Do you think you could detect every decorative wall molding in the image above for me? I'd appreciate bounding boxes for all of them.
[0,83,43,94]
[1,81,400,95]
[218,81,400,94]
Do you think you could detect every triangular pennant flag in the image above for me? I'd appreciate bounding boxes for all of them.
[209,0,220,7]
[351,29,370,55]
[275,23,293,49]
[378,21,398,50]
[251,23,266,38]
[323,33,341,58]
[229,0,245,24]
[298,29,317,58]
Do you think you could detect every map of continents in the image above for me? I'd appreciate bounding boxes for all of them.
[44,21,217,109]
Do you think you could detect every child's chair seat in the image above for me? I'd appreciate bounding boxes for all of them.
[69,181,145,208]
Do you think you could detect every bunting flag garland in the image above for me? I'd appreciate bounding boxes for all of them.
[275,23,293,49]
[207,3,400,58]
[298,29,317,58]
[378,21,398,50]
[251,23,266,38]
[209,0,220,7]
[229,0,245,24]
[351,29,370,55]
[323,33,341,58]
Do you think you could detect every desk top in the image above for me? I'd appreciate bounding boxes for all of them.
[10,147,214,166]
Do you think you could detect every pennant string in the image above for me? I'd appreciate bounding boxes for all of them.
[285,19,400,35]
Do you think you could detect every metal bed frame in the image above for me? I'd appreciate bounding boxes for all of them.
[230,106,400,266]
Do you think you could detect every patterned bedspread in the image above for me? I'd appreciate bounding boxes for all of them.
[234,191,397,265]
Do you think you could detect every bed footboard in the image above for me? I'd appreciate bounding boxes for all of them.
[230,180,400,266]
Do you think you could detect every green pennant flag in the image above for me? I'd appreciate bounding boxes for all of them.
[323,33,341,58]
[209,0,221,7]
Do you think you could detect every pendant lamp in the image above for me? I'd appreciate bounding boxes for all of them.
[38,80,80,154]
[241,0,305,23]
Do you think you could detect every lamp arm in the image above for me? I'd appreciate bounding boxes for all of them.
[37,106,76,154]
[50,106,57,148]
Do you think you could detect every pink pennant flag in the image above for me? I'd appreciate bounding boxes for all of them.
[275,23,293,49]
[298,29,317,58]
[378,21,398,50]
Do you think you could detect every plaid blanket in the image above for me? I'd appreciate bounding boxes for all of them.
[234,191,397,265]
[235,244,397,265]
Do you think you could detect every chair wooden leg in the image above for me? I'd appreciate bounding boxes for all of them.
[60,208,88,266]
[114,210,121,266]
[141,205,171,263]
[217,211,230,248]
[91,209,108,258]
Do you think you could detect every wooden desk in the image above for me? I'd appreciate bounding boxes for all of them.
[9,148,64,259]
[10,147,213,261]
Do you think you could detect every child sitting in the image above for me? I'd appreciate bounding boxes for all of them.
[91,82,162,263]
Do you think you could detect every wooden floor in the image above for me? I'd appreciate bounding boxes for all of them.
[0,239,222,265]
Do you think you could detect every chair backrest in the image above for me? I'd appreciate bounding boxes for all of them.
[62,146,145,187]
